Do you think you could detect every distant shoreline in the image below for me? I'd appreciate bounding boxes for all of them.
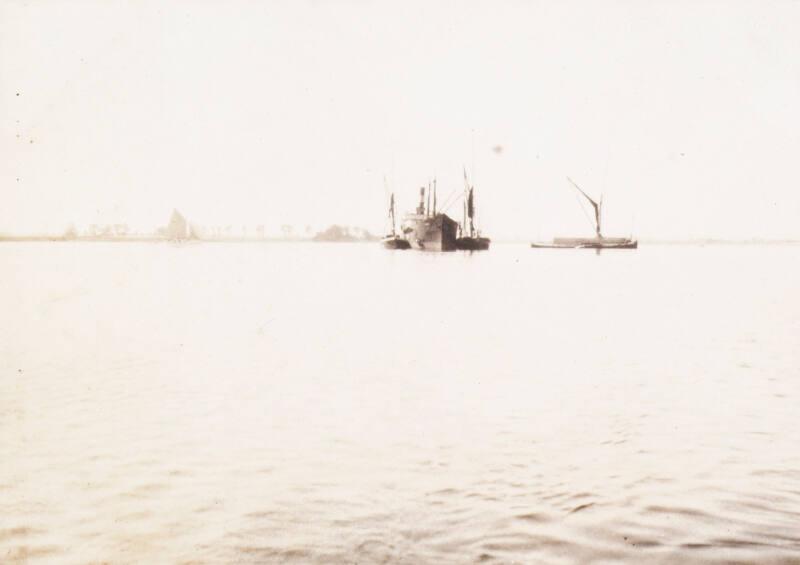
[638,239,800,246]
[1,236,798,245]
[0,235,315,243]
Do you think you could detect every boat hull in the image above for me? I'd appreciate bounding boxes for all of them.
[381,236,411,250]
[456,236,491,251]
[401,213,458,251]
[531,237,638,249]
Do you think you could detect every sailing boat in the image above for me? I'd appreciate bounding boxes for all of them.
[455,168,491,251]
[381,192,411,249]
[530,177,637,249]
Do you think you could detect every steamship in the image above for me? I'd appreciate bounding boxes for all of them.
[401,181,459,252]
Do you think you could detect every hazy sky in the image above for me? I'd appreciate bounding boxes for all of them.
[2,0,799,239]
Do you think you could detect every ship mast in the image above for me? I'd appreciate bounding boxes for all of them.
[389,193,396,236]
[468,186,475,237]
[463,167,476,237]
[384,176,396,236]
[433,178,437,215]
[462,199,466,238]
[427,181,432,216]
[462,167,470,237]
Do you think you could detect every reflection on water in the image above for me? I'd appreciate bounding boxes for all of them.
[1,242,799,564]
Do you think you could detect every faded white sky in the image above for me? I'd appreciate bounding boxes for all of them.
[2,0,799,239]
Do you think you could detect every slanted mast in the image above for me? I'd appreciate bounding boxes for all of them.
[567,177,602,238]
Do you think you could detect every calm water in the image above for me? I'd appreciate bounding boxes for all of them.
[1,242,799,564]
